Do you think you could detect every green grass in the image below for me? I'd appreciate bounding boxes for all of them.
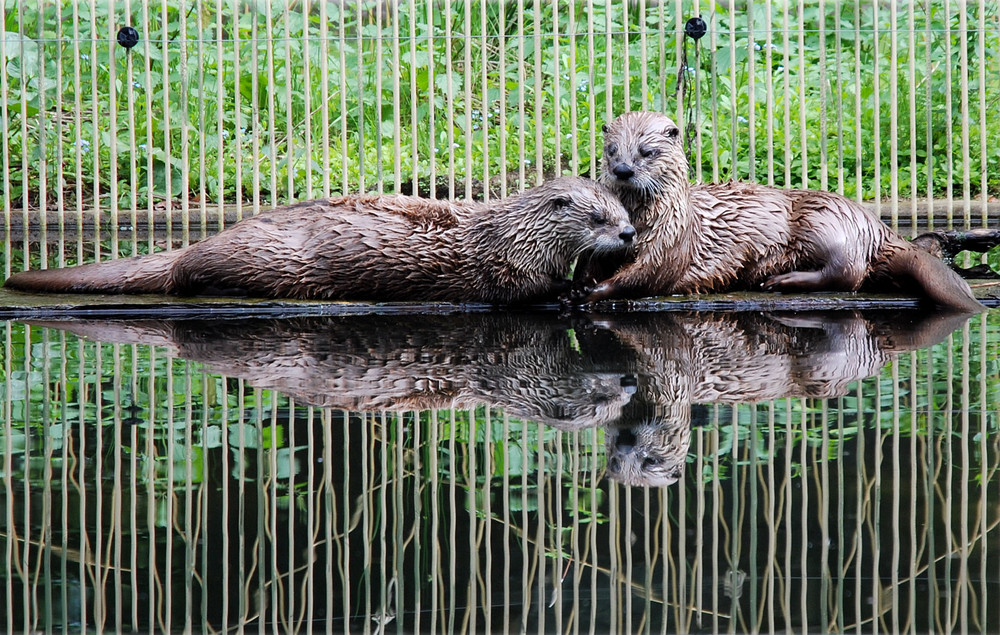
[2,0,998,212]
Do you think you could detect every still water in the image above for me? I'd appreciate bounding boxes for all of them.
[2,308,998,633]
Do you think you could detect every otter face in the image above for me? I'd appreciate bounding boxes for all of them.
[604,420,691,488]
[549,178,636,254]
[599,112,688,202]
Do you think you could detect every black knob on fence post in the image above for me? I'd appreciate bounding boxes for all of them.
[117,26,139,50]
[684,16,707,41]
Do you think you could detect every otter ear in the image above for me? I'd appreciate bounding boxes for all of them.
[601,123,609,134]
[552,196,572,210]
[666,126,680,139]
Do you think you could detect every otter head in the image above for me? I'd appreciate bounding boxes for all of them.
[603,419,691,488]
[599,112,689,212]
[542,177,636,256]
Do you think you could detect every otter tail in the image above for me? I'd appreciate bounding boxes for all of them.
[4,250,184,295]
[887,248,986,313]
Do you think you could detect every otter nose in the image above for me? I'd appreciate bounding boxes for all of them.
[612,163,634,180]
[619,225,636,243]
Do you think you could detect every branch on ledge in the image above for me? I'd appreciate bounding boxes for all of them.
[912,228,1000,258]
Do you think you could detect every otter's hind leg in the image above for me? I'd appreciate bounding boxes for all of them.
[762,247,866,293]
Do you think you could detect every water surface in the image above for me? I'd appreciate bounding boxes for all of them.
[2,309,998,632]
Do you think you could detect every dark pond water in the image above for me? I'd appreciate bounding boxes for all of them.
[2,308,999,633]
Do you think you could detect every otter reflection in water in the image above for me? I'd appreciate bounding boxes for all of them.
[28,310,972,487]
[581,310,971,487]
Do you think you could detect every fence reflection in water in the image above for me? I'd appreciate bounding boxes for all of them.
[1,310,998,632]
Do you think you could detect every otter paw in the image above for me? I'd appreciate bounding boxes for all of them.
[762,271,824,292]
[559,283,595,306]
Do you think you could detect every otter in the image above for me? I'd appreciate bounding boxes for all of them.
[4,177,635,304]
[580,111,985,312]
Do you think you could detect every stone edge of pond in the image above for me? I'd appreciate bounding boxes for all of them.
[0,281,997,319]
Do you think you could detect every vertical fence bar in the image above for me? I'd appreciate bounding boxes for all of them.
[553,1,561,179]
[464,0,474,197]
[796,0,808,189]
[923,0,935,228]
[687,0,701,182]
[1,8,9,277]
[53,1,66,267]
[853,1,862,203]
[426,0,437,197]
[408,0,419,193]
[708,4,720,182]
[782,2,791,187]
[180,0,191,244]
[568,0,578,176]
[158,0,172,243]
[265,3,279,205]
[587,0,596,180]
[907,0,919,235]
[107,0,119,259]
[727,1,737,179]
[532,0,542,185]
[283,2,298,200]
[124,1,139,252]
[375,3,386,195]
[764,1,774,186]
[445,0,456,197]
[215,0,227,227]
[17,4,31,272]
[833,1,845,195]
[337,1,349,195]
[944,0,955,226]
[977,0,989,225]
[889,0,899,228]
[499,0,510,194]
[393,0,402,194]
[602,0,611,124]
[319,0,331,199]
[747,2,756,182]
[815,1,827,192]
[194,0,208,235]
[958,0,972,227]
[141,0,156,243]
[249,7,261,212]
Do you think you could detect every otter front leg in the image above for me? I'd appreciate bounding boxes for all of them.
[582,271,643,302]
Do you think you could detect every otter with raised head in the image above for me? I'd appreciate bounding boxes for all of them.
[5,176,635,304]
[581,111,984,312]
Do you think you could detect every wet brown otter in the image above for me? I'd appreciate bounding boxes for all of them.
[5,177,635,304]
[582,111,985,312]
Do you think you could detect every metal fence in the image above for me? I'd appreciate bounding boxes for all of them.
[2,1,998,276]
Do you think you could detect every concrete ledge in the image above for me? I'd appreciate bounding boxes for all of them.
[1,282,997,320]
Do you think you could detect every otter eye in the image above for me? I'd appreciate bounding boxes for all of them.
[604,142,618,157]
[638,146,658,158]
[642,456,663,469]
[666,126,680,139]
[590,211,607,225]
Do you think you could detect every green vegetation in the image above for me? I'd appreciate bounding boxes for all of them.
[3,0,998,213]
